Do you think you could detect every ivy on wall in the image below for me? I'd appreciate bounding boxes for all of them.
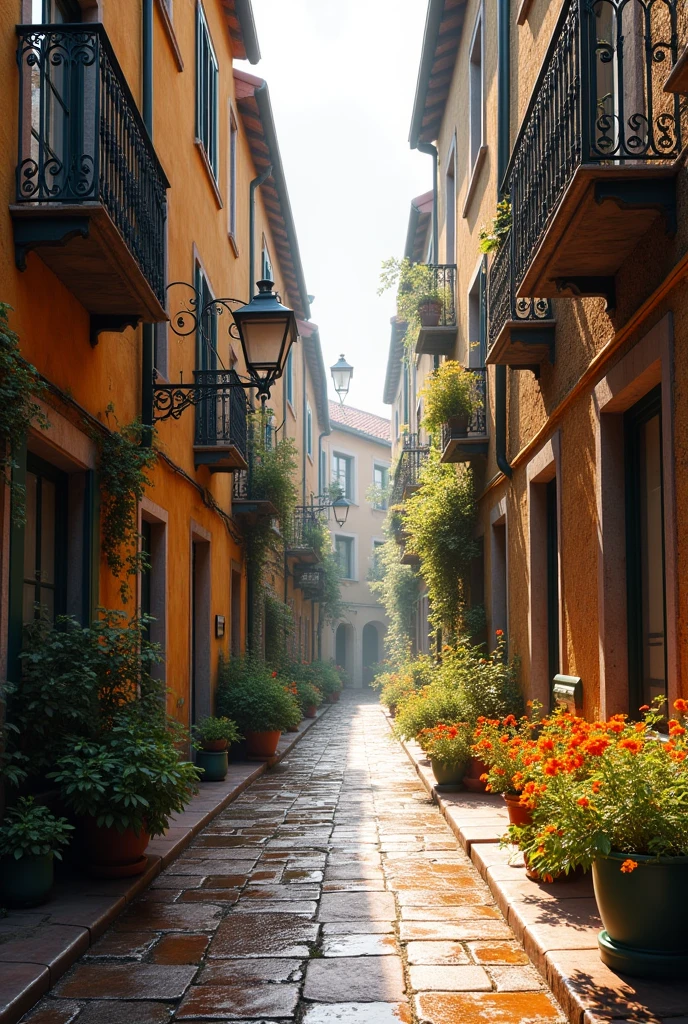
[368,535,419,665]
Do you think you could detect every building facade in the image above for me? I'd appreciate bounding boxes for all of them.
[0,0,330,729]
[321,402,391,688]
[386,0,688,718]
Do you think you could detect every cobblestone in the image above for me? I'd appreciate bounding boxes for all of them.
[22,693,564,1023]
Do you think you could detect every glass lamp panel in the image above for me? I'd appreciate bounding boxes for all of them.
[240,317,287,371]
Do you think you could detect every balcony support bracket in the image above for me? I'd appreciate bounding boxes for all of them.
[510,324,555,365]
[90,314,141,347]
[555,277,616,315]
[13,216,90,272]
[594,178,677,238]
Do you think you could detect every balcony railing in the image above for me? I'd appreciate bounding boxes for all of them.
[508,0,681,297]
[14,24,167,320]
[287,507,326,559]
[487,233,555,371]
[294,565,326,597]
[415,264,458,356]
[193,371,248,471]
[440,369,489,463]
[391,434,431,503]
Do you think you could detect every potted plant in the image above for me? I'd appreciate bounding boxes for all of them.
[49,718,201,878]
[419,360,478,438]
[510,699,688,977]
[0,797,73,907]
[193,717,242,782]
[216,658,301,760]
[295,681,323,719]
[418,722,472,787]
[472,707,542,825]
[378,258,447,350]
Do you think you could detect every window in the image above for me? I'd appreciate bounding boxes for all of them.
[261,241,273,282]
[335,536,354,579]
[285,348,294,406]
[196,3,218,179]
[22,455,67,624]
[32,0,81,19]
[195,264,217,371]
[333,452,353,500]
[445,148,456,264]
[306,403,313,458]
[228,107,238,246]
[467,260,487,367]
[546,479,560,688]
[372,464,389,510]
[469,8,484,174]
[625,387,667,710]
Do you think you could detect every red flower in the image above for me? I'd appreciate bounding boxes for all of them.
[271,671,278,678]
[577,797,590,808]
[674,699,688,713]
[495,629,504,637]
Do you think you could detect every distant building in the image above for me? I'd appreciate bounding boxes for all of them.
[321,402,391,687]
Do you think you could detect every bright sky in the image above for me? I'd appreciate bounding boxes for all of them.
[236,0,430,419]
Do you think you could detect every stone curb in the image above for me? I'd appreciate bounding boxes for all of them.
[0,707,330,1024]
[387,711,688,1024]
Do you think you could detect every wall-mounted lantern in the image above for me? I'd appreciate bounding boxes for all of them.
[330,353,353,404]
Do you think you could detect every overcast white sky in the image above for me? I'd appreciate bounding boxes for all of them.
[236,0,431,418]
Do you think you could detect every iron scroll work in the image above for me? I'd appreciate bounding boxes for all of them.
[152,281,286,423]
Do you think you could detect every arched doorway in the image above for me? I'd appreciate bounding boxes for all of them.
[362,622,380,687]
[335,622,354,685]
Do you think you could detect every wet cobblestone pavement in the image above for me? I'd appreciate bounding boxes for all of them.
[22,693,565,1023]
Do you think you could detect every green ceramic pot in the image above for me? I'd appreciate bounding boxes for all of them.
[430,759,465,786]
[196,749,229,782]
[593,851,688,978]
[0,853,54,908]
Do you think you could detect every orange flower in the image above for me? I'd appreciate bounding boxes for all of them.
[639,704,650,712]
[620,859,638,873]
[544,758,564,777]
[495,629,504,637]
[479,773,489,783]
[583,737,610,756]
[591,780,603,794]
[670,723,687,737]
[674,699,688,713]
[577,797,590,808]
[618,738,643,754]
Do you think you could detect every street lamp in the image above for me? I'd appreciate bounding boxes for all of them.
[232,280,299,399]
[330,354,353,404]
[332,494,350,528]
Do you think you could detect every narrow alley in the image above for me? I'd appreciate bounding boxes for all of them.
[21,695,563,1024]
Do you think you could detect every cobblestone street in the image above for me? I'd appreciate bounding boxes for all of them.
[22,695,564,1024]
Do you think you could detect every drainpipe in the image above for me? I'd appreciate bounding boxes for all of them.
[249,165,273,297]
[141,0,154,443]
[417,143,438,263]
[495,0,512,479]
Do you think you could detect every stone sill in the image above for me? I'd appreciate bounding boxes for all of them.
[0,709,329,1024]
[392,717,688,1023]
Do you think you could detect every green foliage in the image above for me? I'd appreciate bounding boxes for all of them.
[369,537,419,664]
[419,361,480,436]
[193,717,242,747]
[394,684,467,741]
[295,681,323,711]
[4,611,163,785]
[417,723,473,769]
[478,197,512,254]
[49,716,200,837]
[286,659,342,698]
[0,797,73,861]
[216,655,301,732]
[93,411,157,602]
[372,655,436,711]
[264,594,295,672]
[403,450,477,637]
[319,552,346,625]
[0,303,48,524]
[378,258,444,352]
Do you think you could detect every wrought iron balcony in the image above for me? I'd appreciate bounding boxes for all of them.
[232,457,278,519]
[193,370,248,473]
[294,564,326,597]
[415,264,458,356]
[440,369,489,463]
[12,24,168,341]
[508,0,681,310]
[391,434,431,504]
[286,507,326,563]
[487,232,555,374]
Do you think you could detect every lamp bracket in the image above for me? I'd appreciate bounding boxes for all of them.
[153,377,253,423]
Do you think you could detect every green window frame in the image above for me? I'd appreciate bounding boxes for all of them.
[333,453,353,500]
[335,536,354,580]
[196,2,218,179]
[285,349,294,405]
[194,264,217,371]
[546,477,559,697]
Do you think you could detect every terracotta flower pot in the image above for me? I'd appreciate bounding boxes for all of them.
[419,299,442,327]
[304,706,317,719]
[287,723,300,733]
[594,852,688,978]
[328,691,341,704]
[503,792,533,827]
[0,853,54,908]
[82,818,149,878]
[245,729,282,759]
[463,756,490,792]
[446,411,470,437]
[431,759,465,787]
[202,739,228,752]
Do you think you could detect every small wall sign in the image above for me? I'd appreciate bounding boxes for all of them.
[215,615,226,638]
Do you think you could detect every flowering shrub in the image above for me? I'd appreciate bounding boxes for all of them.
[418,723,472,768]
[472,707,541,795]
[373,656,435,712]
[509,699,688,877]
[294,681,323,712]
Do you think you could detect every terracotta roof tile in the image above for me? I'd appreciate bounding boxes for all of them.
[329,401,391,442]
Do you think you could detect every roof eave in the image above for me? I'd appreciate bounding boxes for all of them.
[409,0,447,149]
[235,0,261,64]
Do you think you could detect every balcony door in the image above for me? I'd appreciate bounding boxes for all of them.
[22,455,67,625]
[625,387,667,710]
[32,0,81,21]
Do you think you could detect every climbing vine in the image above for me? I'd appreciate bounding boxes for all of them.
[0,303,48,523]
[93,409,157,602]
[368,535,419,665]
[403,448,477,639]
